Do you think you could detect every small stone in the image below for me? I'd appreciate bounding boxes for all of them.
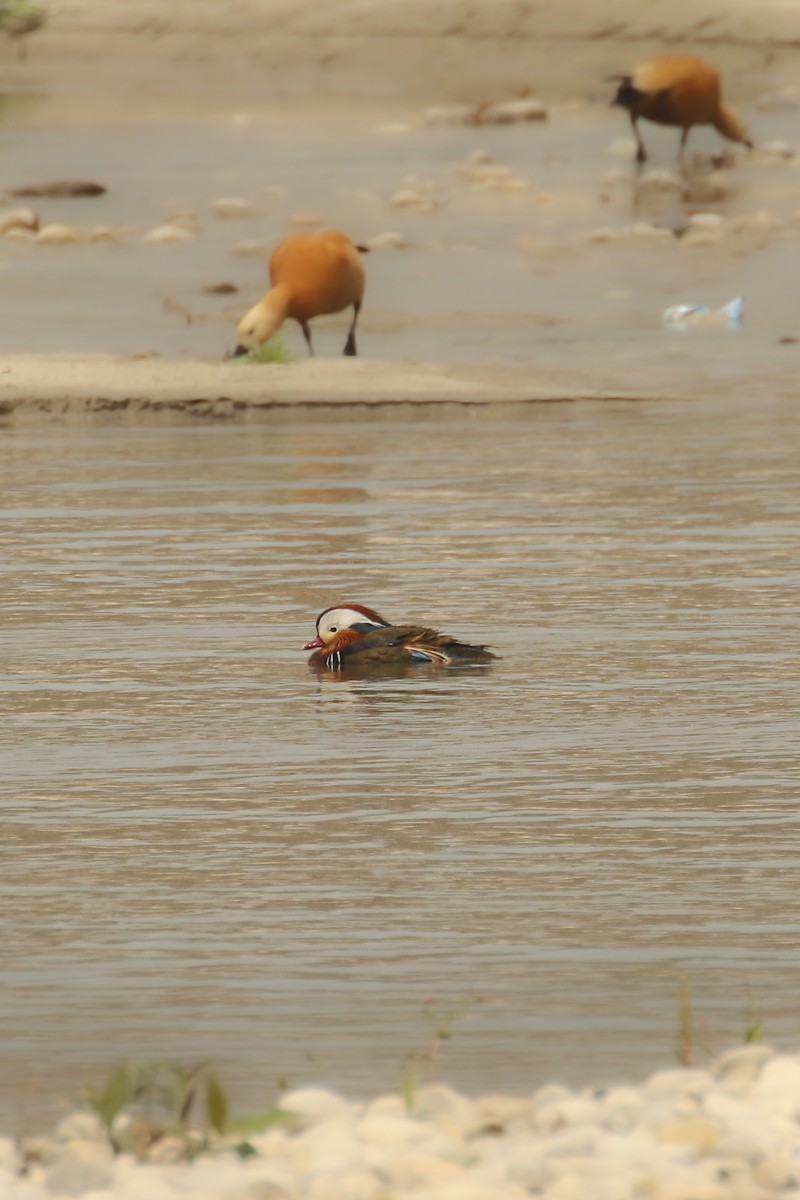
[89,226,121,242]
[638,167,682,192]
[608,138,637,159]
[143,224,194,243]
[658,1116,721,1153]
[688,212,726,231]
[757,86,800,111]
[36,223,81,244]
[4,227,36,241]
[365,231,407,250]
[202,281,239,294]
[279,1086,355,1126]
[287,212,323,228]
[681,227,724,246]
[730,210,783,233]
[466,149,494,165]
[391,188,427,207]
[423,104,474,126]
[211,197,260,219]
[477,98,548,124]
[45,1157,112,1195]
[233,240,272,256]
[0,206,38,233]
[586,226,624,242]
[756,139,795,159]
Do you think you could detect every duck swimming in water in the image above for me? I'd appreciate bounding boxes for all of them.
[610,55,753,163]
[303,604,497,669]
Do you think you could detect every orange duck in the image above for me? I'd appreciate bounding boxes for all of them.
[233,228,366,358]
[303,604,497,669]
[610,55,753,163]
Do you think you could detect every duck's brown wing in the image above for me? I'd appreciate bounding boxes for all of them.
[341,625,497,665]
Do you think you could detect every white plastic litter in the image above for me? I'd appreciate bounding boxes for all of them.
[662,296,744,330]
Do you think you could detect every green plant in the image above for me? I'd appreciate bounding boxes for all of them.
[398,996,482,1110]
[0,0,45,57]
[235,333,293,364]
[84,1061,295,1161]
[677,975,693,1066]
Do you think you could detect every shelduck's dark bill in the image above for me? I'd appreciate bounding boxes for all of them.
[303,635,325,650]
[231,344,249,358]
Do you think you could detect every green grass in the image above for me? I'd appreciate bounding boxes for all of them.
[81,1061,296,1162]
[0,0,46,37]
[235,332,293,364]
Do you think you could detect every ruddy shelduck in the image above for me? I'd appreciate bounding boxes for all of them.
[302,604,498,670]
[233,228,366,358]
[610,55,753,163]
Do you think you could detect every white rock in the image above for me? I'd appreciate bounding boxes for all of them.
[711,1043,774,1091]
[751,1054,800,1118]
[637,167,682,192]
[365,231,407,250]
[681,226,724,247]
[0,1136,20,1171]
[731,210,783,233]
[600,1086,645,1131]
[477,98,548,124]
[757,86,800,111]
[391,188,429,208]
[0,206,38,233]
[280,1087,356,1125]
[36,223,81,245]
[4,227,36,241]
[757,139,795,159]
[287,212,323,227]
[413,1083,476,1128]
[143,224,194,243]
[211,197,260,219]
[44,1156,112,1195]
[607,138,637,159]
[233,239,272,256]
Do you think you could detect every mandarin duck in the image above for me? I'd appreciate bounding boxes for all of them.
[233,228,366,358]
[303,604,497,669]
[610,55,753,163]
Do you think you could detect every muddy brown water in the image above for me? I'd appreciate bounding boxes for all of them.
[2,394,799,1129]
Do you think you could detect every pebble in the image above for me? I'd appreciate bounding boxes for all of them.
[210,197,260,219]
[607,137,637,159]
[35,223,81,245]
[365,231,407,250]
[390,188,441,212]
[286,212,323,228]
[475,98,548,124]
[143,224,195,243]
[0,206,39,233]
[637,167,682,193]
[423,104,476,126]
[5,1048,800,1199]
[756,86,800,112]
[233,239,272,256]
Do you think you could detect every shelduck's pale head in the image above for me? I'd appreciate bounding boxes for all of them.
[232,294,286,357]
[302,604,389,650]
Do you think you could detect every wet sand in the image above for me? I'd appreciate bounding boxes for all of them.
[0,0,798,414]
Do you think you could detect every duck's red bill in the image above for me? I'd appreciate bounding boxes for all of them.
[302,635,325,650]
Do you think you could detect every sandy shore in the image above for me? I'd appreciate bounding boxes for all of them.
[16,0,800,112]
[0,353,757,419]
